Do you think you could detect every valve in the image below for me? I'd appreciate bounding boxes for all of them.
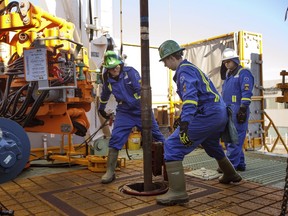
[77,62,86,80]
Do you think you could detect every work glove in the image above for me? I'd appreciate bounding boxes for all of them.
[220,62,227,80]
[98,109,110,120]
[236,105,247,124]
[173,117,181,130]
[179,121,193,147]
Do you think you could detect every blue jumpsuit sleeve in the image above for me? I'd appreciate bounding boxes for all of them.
[128,68,141,98]
[99,81,112,110]
[239,69,254,107]
[179,70,198,122]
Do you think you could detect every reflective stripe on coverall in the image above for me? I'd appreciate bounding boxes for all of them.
[164,59,228,161]
[221,66,254,169]
[99,66,165,150]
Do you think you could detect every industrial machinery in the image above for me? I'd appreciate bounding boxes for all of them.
[0,0,118,183]
[0,0,92,133]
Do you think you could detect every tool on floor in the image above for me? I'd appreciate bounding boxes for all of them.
[0,202,14,216]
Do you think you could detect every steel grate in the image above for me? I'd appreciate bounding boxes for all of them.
[183,149,287,187]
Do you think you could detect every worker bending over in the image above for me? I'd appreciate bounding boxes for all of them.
[98,51,165,184]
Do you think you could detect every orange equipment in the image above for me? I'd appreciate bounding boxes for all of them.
[0,0,124,184]
[0,0,92,135]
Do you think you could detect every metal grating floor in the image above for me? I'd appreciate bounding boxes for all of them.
[183,148,288,188]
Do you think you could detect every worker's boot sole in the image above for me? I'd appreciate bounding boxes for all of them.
[157,197,189,206]
[219,174,242,184]
[217,167,223,173]
[236,167,246,172]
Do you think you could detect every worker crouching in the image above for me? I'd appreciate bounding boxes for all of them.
[156,40,242,206]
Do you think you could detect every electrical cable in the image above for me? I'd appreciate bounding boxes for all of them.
[22,90,48,127]
[11,83,35,120]
[125,142,132,160]
[0,75,13,116]
[0,1,19,16]
[4,83,28,118]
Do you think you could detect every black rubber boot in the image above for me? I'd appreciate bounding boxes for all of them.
[156,161,189,206]
[216,167,223,173]
[217,157,242,184]
[101,148,119,184]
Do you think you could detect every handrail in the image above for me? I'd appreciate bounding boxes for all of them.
[263,111,288,153]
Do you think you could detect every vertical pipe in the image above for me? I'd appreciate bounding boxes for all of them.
[120,0,123,55]
[168,69,174,127]
[60,134,65,154]
[140,0,153,191]
[42,134,48,159]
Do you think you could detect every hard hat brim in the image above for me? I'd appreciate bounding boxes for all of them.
[103,59,122,69]
[159,47,185,61]
[222,56,239,61]
[222,57,240,65]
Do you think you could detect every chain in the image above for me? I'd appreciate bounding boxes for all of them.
[280,157,288,216]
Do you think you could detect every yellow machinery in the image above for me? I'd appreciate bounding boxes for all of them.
[0,0,124,183]
[0,0,91,134]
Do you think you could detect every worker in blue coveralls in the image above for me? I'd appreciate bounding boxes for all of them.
[220,48,254,172]
[156,40,242,206]
[98,50,165,184]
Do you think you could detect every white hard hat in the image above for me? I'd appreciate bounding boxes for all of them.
[221,48,238,61]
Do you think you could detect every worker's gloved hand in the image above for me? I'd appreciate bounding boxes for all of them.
[220,62,227,80]
[179,121,193,147]
[98,109,110,120]
[236,105,247,124]
[173,117,181,130]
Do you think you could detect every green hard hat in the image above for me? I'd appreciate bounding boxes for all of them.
[103,50,122,69]
[158,40,185,61]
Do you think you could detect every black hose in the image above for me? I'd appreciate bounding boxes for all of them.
[22,90,49,127]
[74,118,111,151]
[10,83,35,120]
[0,1,19,15]
[5,83,28,118]
[29,162,80,168]
[125,143,132,160]
[0,75,13,116]
[88,0,93,41]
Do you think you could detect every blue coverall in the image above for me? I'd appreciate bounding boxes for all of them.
[165,59,228,161]
[99,66,165,150]
[222,65,254,170]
